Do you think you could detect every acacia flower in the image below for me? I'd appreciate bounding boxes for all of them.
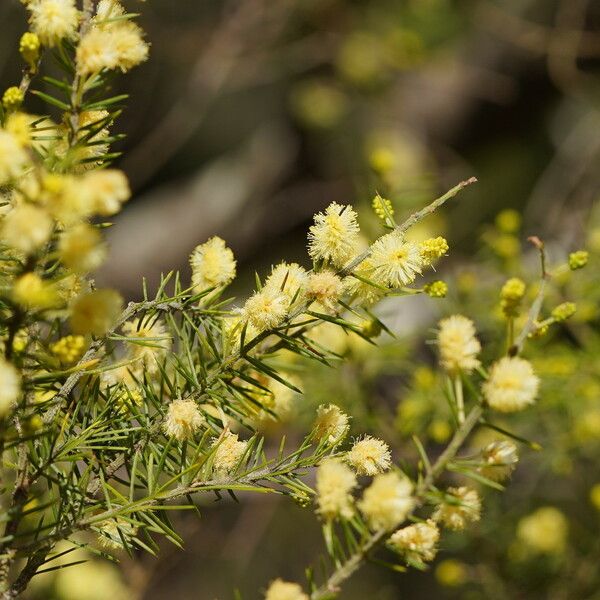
[264,262,308,303]
[28,0,79,47]
[50,335,86,364]
[13,273,59,310]
[316,458,357,520]
[212,430,248,474]
[306,270,345,312]
[419,236,449,265]
[163,399,204,441]
[241,288,288,333]
[264,579,309,600]
[482,356,539,412]
[59,223,107,273]
[389,520,440,563]
[479,440,518,482]
[308,202,360,267]
[433,486,481,530]
[70,289,123,336]
[0,130,28,184]
[1,204,53,255]
[190,236,237,292]
[516,507,568,554]
[358,472,414,531]
[122,317,171,373]
[437,315,481,374]
[369,231,422,288]
[346,435,392,476]
[0,360,21,416]
[82,169,131,216]
[313,403,350,444]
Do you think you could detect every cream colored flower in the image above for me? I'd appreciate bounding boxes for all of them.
[369,231,422,288]
[264,579,309,600]
[58,223,106,273]
[264,262,308,303]
[346,436,391,476]
[313,404,350,445]
[212,430,248,474]
[516,507,568,554]
[483,356,539,412]
[308,202,360,268]
[389,520,440,563]
[306,270,345,312]
[163,399,204,441]
[358,472,414,531]
[81,169,131,216]
[0,360,21,416]
[122,317,171,373]
[241,288,288,333]
[0,130,29,184]
[437,315,481,374]
[28,0,79,47]
[190,236,236,292]
[479,440,518,482]
[97,517,137,550]
[316,458,357,520]
[70,289,123,336]
[1,204,53,255]
[433,486,481,530]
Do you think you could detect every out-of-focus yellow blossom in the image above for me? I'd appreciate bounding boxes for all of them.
[428,419,452,443]
[516,507,568,554]
[495,209,521,234]
[424,280,447,298]
[190,236,236,292]
[500,277,526,317]
[336,32,387,87]
[82,169,131,215]
[51,335,86,364]
[568,250,588,270]
[19,32,41,67]
[435,559,468,587]
[58,223,107,273]
[308,202,360,268]
[5,113,33,146]
[483,356,539,413]
[369,231,422,288]
[551,302,576,322]
[70,289,123,336]
[241,288,288,333]
[437,315,481,374]
[163,399,204,441]
[589,484,600,511]
[358,472,414,531]
[264,579,308,600]
[306,270,344,312]
[315,458,357,520]
[13,273,59,310]
[313,403,350,444]
[28,0,79,47]
[0,359,21,416]
[346,435,391,476]
[212,430,248,475]
[1,204,53,255]
[2,87,24,112]
[0,130,29,184]
[290,80,348,129]
[433,486,481,530]
[389,520,439,563]
[122,317,171,373]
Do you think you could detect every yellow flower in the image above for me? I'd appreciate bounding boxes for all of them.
[13,273,59,310]
[264,579,308,600]
[264,262,308,303]
[28,0,79,47]
[419,236,448,265]
[433,486,481,530]
[5,112,33,146]
[389,520,439,563]
[59,223,106,273]
[313,404,350,445]
[0,360,21,416]
[1,204,53,255]
[424,280,447,298]
[551,302,576,323]
[516,507,568,554]
[369,231,422,287]
[346,435,392,476]
[2,87,24,112]
[315,458,357,520]
[435,559,468,587]
[0,130,28,184]
[51,335,86,364]
[358,472,414,531]
[371,194,394,222]
[70,289,123,336]
[500,277,526,317]
[568,250,588,270]
[437,315,481,374]
[189,236,236,292]
[19,32,41,66]
[163,399,204,441]
[81,169,131,216]
[306,270,345,312]
[308,202,360,268]
[122,317,171,373]
[212,430,248,474]
[241,288,287,333]
[483,356,539,413]
[478,440,518,482]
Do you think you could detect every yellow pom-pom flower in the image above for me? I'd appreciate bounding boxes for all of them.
[70,289,123,336]
[212,430,248,475]
[306,270,345,312]
[264,579,308,600]
[0,359,21,416]
[19,32,41,66]
[433,486,481,530]
[436,315,481,374]
[28,0,79,47]
[264,262,308,303]
[13,273,59,310]
[190,236,237,292]
[122,317,171,373]
[478,440,518,482]
[308,202,360,268]
[0,130,29,184]
[315,458,357,520]
[241,288,288,333]
[369,231,422,288]
[424,280,447,298]
[313,403,350,445]
[483,356,539,412]
[163,399,204,441]
[2,87,24,112]
[346,435,392,476]
[58,223,106,273]
[389,519,440,563]
[516,507,568,554]
[419,236,449,265]
[569,250,588,270]
[1,204,53,255]
[50,335,86,364]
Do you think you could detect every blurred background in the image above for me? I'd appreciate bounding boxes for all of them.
[3,0,600,598]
